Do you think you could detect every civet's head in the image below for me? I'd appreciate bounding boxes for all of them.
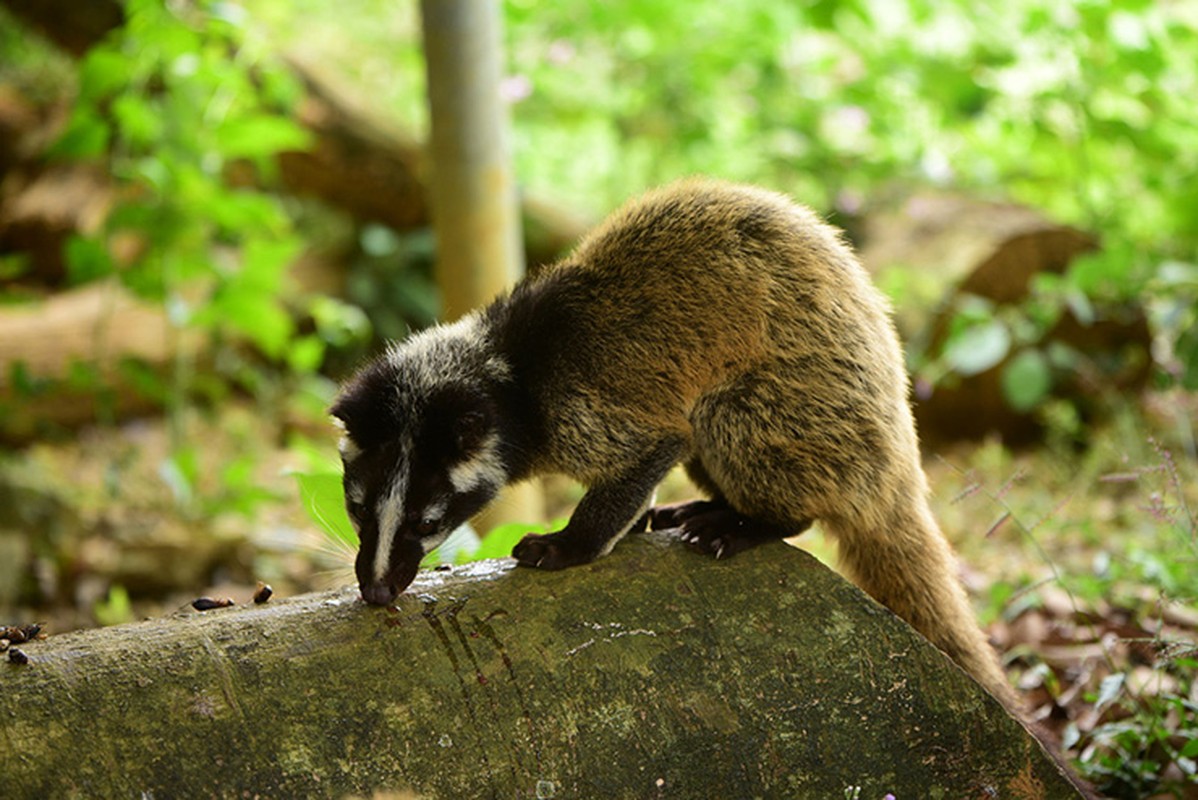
[331,320,511,606]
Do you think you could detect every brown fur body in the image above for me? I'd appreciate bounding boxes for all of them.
[489,179,1016,708]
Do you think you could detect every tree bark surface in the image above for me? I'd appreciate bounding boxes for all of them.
[2,533,1080,799]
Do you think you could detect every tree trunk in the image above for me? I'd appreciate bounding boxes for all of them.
[418,0,542,532]
[419,0,525,318]
[1,533,1082,799]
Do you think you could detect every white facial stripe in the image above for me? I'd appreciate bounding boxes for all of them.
[373,453,409,583]
[449,435,507,494]
[338,435,362,462]
[332,416,364,464]
[423,498,448,522]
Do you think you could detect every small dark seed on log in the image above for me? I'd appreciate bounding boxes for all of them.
[253,583,273,604]
[0,623,42,643]
[191,597,235,611]
[9,647,28,665]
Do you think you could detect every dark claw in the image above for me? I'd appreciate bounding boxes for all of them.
[652,499,803,560]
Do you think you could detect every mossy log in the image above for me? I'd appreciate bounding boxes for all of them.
[2,533,1081,799]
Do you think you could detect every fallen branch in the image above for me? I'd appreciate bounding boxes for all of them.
[0,280,202,442]
[1,533,1082,799]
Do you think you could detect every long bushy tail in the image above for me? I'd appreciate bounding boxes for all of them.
[824,493,1020,712]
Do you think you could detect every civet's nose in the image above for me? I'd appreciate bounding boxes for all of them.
[360,581,398,607]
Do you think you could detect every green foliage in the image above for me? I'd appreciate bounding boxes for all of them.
[52,0,312,354]
[467,522,528,562]
[503,0,1196,226]
[1075,659,1198,797]
[500,0,1198,412]
[931,429,1197,798]
[1150,261,1198,391]
[1001,349,1053,412]
[21,0,375,515]
[0,7,74,102]
[464,519,562,564]
[345,226,441,345]
[293,468,356,552]
[250,0,1198,414]
[1042,445,1195,795]
[943,317,1011,378]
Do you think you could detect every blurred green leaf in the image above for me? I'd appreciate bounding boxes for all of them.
[112,94,163,147]
[1176,324,1198,390]
[0,254,30,282]
[93,584,134,627]
[241,237,300,291]
[208,287,294,358]
[944,320,1011,376]
[48,108,110,158]
[77,49,129,102]
[294,470,357,550]
[118,357,170,404]
[1001,348,1053,411]
[287,334,327,373]
[466,521,541,563]
[159,447,200,508]
[65,360,101,392]
[311,297,372,347]
[217,114,312,159]
[64,235,114,285]
[9,360,47,397]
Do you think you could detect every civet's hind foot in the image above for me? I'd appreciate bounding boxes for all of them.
[650,498,805,559]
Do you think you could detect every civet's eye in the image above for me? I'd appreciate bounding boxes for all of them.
[347,500,366,521]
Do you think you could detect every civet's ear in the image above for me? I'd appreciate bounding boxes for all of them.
[329,359,403,446]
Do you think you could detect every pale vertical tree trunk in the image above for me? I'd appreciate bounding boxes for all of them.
[419,0,543,529]
[420,0,525,319]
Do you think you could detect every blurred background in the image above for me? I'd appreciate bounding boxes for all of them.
[0,1,1195,794]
